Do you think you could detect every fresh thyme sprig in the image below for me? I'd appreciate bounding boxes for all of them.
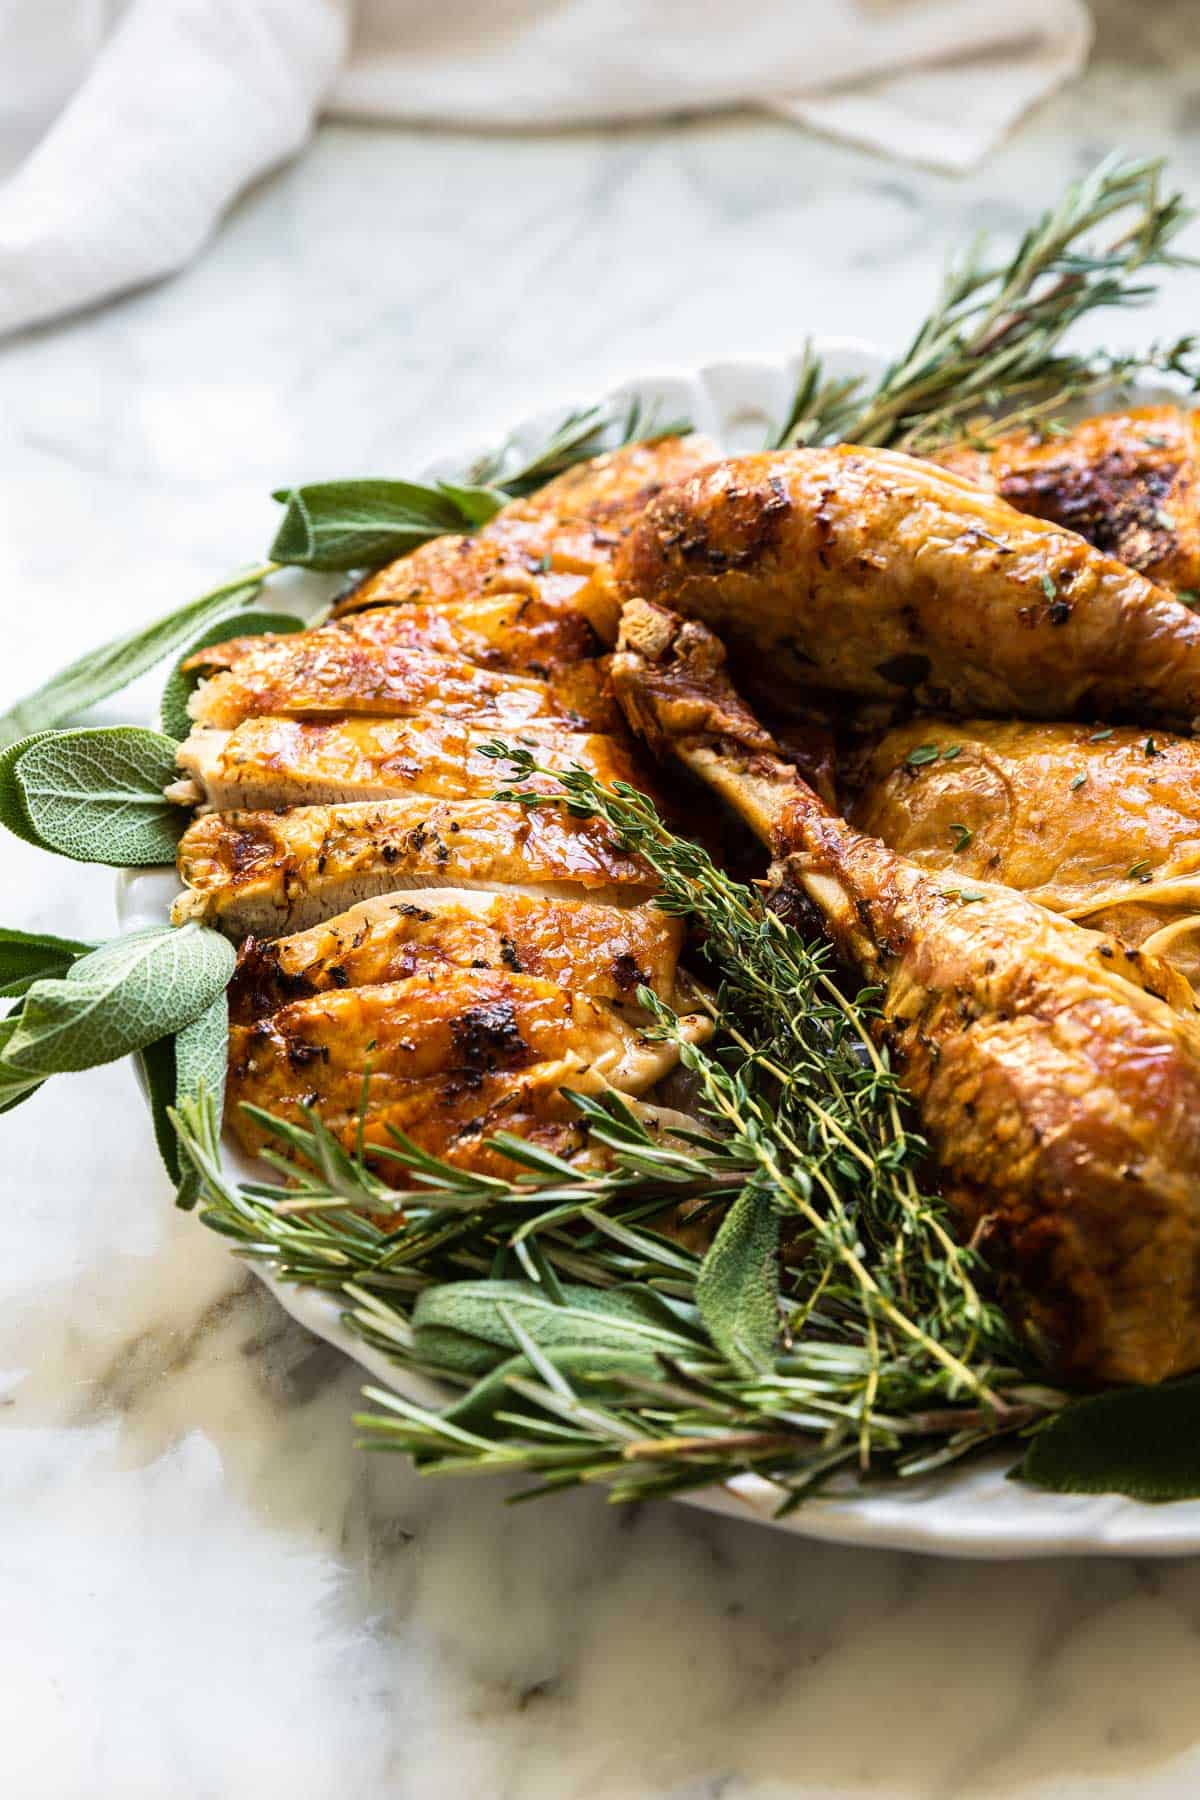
[775,153,1200,454]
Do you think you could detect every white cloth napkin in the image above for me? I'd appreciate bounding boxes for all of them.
[0,0,1093,340]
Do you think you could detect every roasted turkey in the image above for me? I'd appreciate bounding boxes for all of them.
[169,434,718,1175]
[167,413,1200,1375]
[612,598,1200,1386]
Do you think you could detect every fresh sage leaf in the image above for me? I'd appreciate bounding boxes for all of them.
[0,926,93,998]
[0,571,270,746]
[138,991,228,1206]
[0,1012,46,1114]
[431,480,511,529]
[4,923,235,1075]
[696,1187,780,1375]
[1016,1374,1200,1501]
[269,479,507,571]
[138,1031,180,1180]
[412,1279,694,1377]
[12,727,184,866]
[174,990,228,1122]
[160,609,304,741]
[0,730,59,849]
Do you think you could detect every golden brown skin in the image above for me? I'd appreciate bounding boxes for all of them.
[333,434,718,618]
[847,719,1200,987]
[228,968,710,1179]
[189,583,600,685]
[228,888,688,1021]
[173,715,655,812]
[614,445,1200,726]
[935,406,1200,591]
[613,598,1200,1385]
[173,795,654,937]
[188,632,618,734]
[168,437,727,1181]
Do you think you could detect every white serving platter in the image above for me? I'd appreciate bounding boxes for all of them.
[120,342,1200,1557]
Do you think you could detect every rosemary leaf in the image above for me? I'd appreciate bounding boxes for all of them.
[471,395,690,497]
[774,154,1200,455]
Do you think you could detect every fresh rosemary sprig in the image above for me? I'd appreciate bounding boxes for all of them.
[775,153,1200,454]
[468,394,691,498]
[173,762,1065,1507]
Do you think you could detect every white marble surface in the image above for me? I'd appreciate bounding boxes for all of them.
[7,5,1200,1794]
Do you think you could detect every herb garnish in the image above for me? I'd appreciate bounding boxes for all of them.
[174,763,1050,1503]
[773,155,1200,454]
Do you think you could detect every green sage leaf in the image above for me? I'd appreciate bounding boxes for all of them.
[0,572,270,746]
[0,1012,46,1114]
[695,1187,779,1374]
[1016,1375,1200,1502]
[0,730,58,849]
[12,727,184,865]
[0,926,93,998]
[4,923,235,1075]
[160,609,304,741]
[138,1032,179,1180]
[268,480,506,571]
[138,992,228,1206]
[412,1279,694,1377]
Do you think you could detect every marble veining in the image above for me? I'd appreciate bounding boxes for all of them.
[7,3,1200,1792]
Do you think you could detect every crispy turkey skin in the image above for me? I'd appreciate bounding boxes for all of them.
[228,888,689,1021]
[613,597,1200,1385]
[613,445,1200,726]
[188,633,617,734]
[228,966,710,1179]
[149,434,752,1180]
[934,405,1200,591]
[173,715,656,812]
